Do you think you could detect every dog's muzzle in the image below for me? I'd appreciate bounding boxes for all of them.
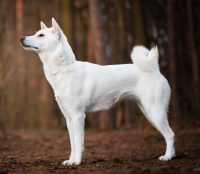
[20,37,38,49]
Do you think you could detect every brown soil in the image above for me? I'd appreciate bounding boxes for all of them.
[0,127,200,174]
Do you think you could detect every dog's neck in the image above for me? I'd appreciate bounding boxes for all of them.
[38,34,76,67]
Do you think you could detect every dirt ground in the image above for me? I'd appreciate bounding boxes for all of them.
[0,126,200,174]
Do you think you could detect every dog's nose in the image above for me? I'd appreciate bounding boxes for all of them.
[20,37,25,42]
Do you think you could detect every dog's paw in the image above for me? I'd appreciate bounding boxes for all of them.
[73,158,81,165]
[62,159,81,165]
[158,155,173,161]
[62,160,74,165]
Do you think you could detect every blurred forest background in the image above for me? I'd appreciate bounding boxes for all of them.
[0,0,199,132]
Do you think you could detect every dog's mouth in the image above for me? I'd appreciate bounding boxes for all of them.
[21,42,38,49]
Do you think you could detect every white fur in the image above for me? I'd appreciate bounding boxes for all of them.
[131,45,159,72]
[21,18,175,165]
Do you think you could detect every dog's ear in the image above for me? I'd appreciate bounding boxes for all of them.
[52,18,62,40]
[40,21,47,29]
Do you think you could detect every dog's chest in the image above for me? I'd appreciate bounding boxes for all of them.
[43,66,63,97]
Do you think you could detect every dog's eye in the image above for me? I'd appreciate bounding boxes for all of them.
[39,34,44,37]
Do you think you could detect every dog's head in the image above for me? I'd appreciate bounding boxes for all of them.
[21,18,63,54]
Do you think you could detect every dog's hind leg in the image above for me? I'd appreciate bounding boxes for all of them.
[144,105,175,161]
[137,102,157,129]
[55,97,75,165]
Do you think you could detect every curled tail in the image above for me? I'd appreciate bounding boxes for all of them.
[131,45,159,72]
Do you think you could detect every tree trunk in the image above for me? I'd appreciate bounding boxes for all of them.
[186,0,200,113]
[167,0,179,120]
[89,0,110,130]
[62,0,73,46]
[132,0,146,46]
[38,0,54,129]
[59,0,74,128]
[121,0,136,126]
[115,0,125,127]
[0,0,9,136]
[23,0,39,128]
[16,0,24,128]
[87,17,94,63]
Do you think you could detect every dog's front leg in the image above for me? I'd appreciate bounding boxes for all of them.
[63,116,75,165]
[55,97,75,165]
[71,113,85,165]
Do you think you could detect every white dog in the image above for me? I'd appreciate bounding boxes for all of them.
[21,18,175,165]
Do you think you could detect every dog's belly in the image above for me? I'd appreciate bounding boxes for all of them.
[85,91,131,113]
[84,64,139,113]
